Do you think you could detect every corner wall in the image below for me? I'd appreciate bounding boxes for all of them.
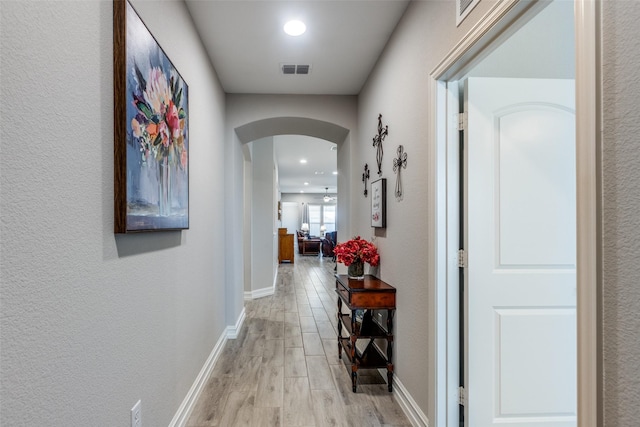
[0,1,227,425]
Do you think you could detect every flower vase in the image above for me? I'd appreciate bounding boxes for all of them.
[347,260,365,280]
[158,157,172,217]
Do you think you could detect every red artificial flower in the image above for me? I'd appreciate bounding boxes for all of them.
[333,236,380,267]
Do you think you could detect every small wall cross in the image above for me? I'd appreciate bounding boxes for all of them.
[393,145,407,200]
[362,163,370,197]
[372,114,388,177]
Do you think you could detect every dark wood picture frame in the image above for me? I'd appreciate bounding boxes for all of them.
[113,0,189,233]
[371,178,386,228]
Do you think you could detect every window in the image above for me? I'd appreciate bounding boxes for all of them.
[323,205,336,233]
[308,204,321,236]
[308,204,336,236]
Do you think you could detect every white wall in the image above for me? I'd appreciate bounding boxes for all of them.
[251,138,277,294]
[356,0,497,418]
[0,1,227,425]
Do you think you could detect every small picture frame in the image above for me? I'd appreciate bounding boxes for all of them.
[371,178,386,228]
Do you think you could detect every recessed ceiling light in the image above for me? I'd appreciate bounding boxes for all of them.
[300,159,307,164]
[332,171,338,175]
[300,190,304,193]
[314,171,324,175]
[284,20,306,36]
[304,182,309,186]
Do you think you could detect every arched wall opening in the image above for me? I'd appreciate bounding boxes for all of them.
[223,94,357,330]
[235,116,353,300]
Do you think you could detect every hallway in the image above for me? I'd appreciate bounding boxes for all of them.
[186,254,411,426]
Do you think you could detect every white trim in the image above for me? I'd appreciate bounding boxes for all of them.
[244,269,278,300]
[430,1,600,426]
[226,307,246,339]
[393,374,430,427]
[575,0,601,425]
[243,285,275,300]
[169,309,247,426]
[168,332,228,427]
[456,0,482,27]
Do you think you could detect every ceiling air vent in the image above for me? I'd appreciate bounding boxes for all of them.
[457,0,480,26]
[280,64,312,75]
[282,64,296,75]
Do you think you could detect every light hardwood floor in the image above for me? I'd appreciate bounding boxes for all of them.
[186,253,411,427]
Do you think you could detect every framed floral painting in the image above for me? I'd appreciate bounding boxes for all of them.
[113,0,189,233]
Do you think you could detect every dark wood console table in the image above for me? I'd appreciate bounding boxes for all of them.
[335,274,396,392]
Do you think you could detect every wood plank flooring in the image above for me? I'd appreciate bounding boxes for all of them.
[186,254,411,427]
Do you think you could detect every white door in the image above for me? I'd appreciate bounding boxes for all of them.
[465,77,576,426]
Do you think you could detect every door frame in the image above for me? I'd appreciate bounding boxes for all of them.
[428,1,601,426]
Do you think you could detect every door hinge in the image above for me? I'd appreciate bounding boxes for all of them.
[458,386,466,406]
[457,112,467,131]
[457,249,467,268]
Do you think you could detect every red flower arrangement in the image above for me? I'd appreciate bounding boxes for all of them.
[333,236,380,267]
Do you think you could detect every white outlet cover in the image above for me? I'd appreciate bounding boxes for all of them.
[131,400,141,427]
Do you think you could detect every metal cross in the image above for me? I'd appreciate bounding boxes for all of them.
[362,163,370,197]
[392,145,407,200]
[372,114,388,177]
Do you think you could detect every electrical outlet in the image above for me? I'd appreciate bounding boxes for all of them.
[131,400,141,427]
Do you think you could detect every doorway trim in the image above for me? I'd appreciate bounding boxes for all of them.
[429,1,601,426]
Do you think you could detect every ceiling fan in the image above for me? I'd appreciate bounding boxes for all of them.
[322,187,337,202]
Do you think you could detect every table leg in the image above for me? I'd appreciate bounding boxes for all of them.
[387,309,394,392]
[337,298,342,359]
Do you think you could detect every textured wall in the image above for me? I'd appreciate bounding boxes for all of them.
[358,0,583,422]
[357,0,496,418]
[0,1,227,425]
[602,1,640,425]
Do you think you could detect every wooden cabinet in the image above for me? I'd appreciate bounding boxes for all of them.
[278,229,294,263]
[335,274,396,392]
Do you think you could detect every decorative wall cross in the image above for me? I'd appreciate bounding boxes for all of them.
[372,114,388,177]
[362,163,370,197]
[392,145,407,200]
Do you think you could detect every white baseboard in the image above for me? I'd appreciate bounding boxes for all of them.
[393,375,430,427]
[243,270,278,300]
[226,307,246,339]
[169,308,246,427]
[243,285,274,300]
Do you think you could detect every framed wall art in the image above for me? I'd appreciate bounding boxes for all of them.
[371,178,386,228]
[113,0,189,233]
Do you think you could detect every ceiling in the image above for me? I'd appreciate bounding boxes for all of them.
[274,135,337,194]
[184,0,410,193]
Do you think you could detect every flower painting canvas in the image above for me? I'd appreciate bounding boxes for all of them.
[113,0,189,232]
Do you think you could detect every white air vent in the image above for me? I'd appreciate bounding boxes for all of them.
[280,64,312,75]
[282,64,296,74]
[457,0,481,26]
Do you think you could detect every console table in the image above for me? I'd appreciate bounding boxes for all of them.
[335,274,396,392]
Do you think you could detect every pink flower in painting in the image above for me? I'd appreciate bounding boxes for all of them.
[166,101,181,139]
[158,121,170,147]
[144,67,171,115]
[130,62,187,167]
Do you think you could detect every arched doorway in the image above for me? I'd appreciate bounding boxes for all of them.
[234,116,351,299]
